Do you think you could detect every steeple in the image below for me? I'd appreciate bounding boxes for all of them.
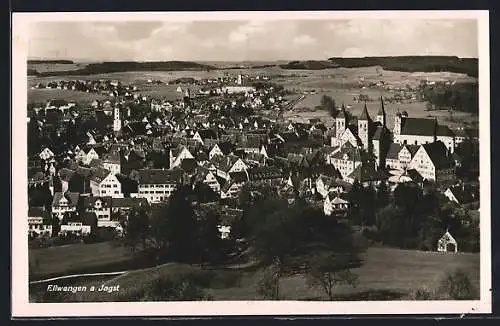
[376,96,386,126]
[359,102,371,121]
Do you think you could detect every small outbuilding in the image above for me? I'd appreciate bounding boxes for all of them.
[437,230,458,253]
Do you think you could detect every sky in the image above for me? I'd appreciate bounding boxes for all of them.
[27,19,478,62]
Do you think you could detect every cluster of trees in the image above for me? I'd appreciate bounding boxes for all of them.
[234,185,364,300]
[418,81,479,114]
[33,61,217,77]
[327,56,478,78]
[122,184,233,265]
[347,181,479,252]
[319,95,337,117]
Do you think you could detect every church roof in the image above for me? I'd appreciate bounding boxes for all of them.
[377,97,386,115]
[400,117,437,136]
[359,103,372,121]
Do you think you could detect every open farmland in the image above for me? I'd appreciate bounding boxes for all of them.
[28,88,110,104]
[32,247,479,302]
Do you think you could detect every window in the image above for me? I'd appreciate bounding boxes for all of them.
[113,184,117,188]
[114,191,119,194]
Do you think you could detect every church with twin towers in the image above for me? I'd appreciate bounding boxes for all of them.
[330,97,456,171]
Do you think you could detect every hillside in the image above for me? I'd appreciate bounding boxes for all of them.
[29,61,217,77]
[327,56,478,77]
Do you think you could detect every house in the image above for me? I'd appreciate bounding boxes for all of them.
[444,184,479,205]
[111,197,149,214]
[102,151,121,175]
[51,191,80,220]
[211,154,248,181]
[81,196,114,227]
[208,142,234,160]
[315,175,351,198]
[192,129,218,146]
[408,141,455,184]
[136,168,184,203]
[323,193,349,217]
[247,166,284,185]
[345,163,389,186]
[393,112,455,152]
[39,147,55,161]
[220,179,245,199]
[437,230,458,253]
[195,167,221,193]
[28,207,52,237]
[89,167,123,198]
[329,143,363,180]
[60,212,95,236]
[169,145,195,169]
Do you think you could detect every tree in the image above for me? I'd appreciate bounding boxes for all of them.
[124,204,150,254]
[197,209,224,265]
[437,269,476,300]
[320,95,337,117]
[306,252,359,300]
[152,186,198,262]
[375,182,390,209]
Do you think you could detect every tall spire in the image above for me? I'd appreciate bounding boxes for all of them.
[377,96,385,115]
[359,102,371,121]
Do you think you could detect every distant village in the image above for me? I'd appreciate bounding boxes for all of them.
[27,73,480,252]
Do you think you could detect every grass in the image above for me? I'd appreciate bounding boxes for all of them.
[31,246,480,302]
[28,88,110,104]
[29,241,135,280]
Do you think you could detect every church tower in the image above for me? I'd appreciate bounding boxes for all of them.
[393,110,402,140]
[358,103,371,150]
[113,106,122,132]
[376,96,386,126]
[335,103,348,141]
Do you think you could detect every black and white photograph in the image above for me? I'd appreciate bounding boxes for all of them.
[11,10,491,316]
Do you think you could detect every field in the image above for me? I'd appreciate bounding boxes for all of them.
[27,66,478,129]
[31,246,480,302]
[28,88,110,104]
[29,241,136,280]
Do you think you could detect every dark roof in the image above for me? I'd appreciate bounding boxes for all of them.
[76,166,93,178]
[447,184,479,204]
[400,117,437,136]
[58,168,75,183]
[214,142,234,155]
[406,169,424,183]
[359,103,372,121]
[103,151,121,164]
[247,167,284,181]
[82,196,112,209]
[386,143,403,160]
[52,192,80,207]
[89,158,104,168]
[377,97,386,115]
[89,167,112,183]
[332,145,362,162]
[137,168,183,184]
[196,129,217,140]
[241,135,262,149]
[181,158,198,173]
[28,207,47,218]
[436,125,455,137]
[404,144,420,157]
[229,171,249,183]
[422,141,455,169]
[111,197,149,208]
[348,164,389,182]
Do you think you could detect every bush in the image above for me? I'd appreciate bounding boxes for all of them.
[437,269,477,300]
[144,274,211,301]
[407,287,435,300]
